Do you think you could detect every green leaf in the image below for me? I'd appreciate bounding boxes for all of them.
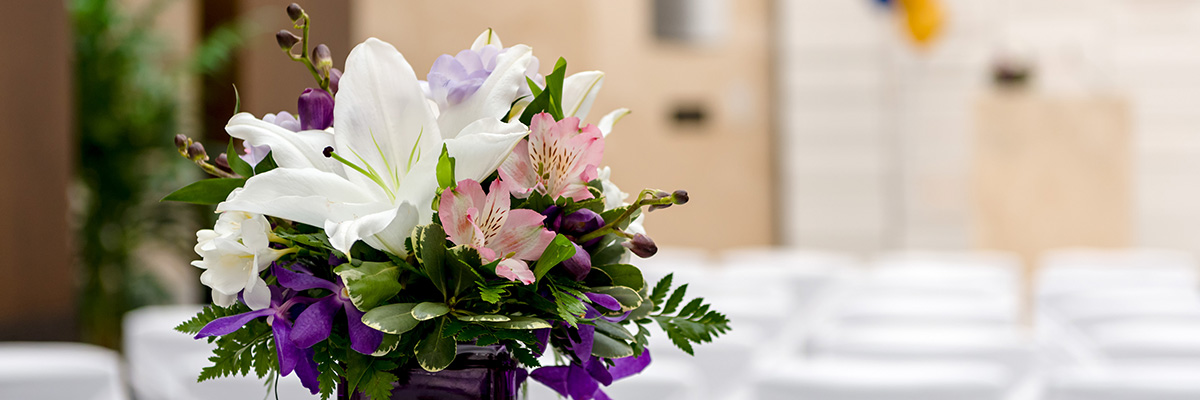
[412,302,450,321]
[334,261,404,310]
[593,264,645,291]
[416,318,457,372]
[650,274,674,311]
[412,224,448,299]
[591,286,643,311]
[361,303,420,335]
[661,283,688,314]
[591,331,635,358]
[594,319,635,341]
[225,139,253,177]
[345,351,399,400]
[518,57,568,124]
[677,297,705,317]
[550,286,587,327]
[444,245,484,298]
[457,314,511,322]
[477,281,512,304]
[485,316,552,330]
[372,334,401,357]
[161,178,246,204]
[436,144,456,190]
[533,234,577,283]
[254,151,279,174]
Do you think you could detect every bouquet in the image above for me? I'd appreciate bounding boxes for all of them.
[167,4,729,399]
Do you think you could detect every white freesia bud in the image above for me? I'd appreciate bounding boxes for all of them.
[191,211,284,310]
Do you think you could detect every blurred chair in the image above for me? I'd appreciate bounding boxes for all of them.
[753,358,1011,400]
[805,323,1033,373]
[123,305,319,400]
[1038,248,1198,306]
[1045,361,1200,400]
[1086,320,1200,362]
[602,358,706,400]
[830,292,1019,327]
[0,342,128,400]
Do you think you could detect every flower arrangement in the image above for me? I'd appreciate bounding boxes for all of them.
[168,4,729,399]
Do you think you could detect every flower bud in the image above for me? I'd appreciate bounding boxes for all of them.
[329,68,342,94]
[672,189,689,205]
[546,208,605,247]
[186,142,207,160]
[286,3,304,21]
[622,234,658,258]
[312,44,333,75]
[275,30,300,51]
[298,88,334,130]
[173,134,188,150]
[214,153,233,173]
[561,242,592,281]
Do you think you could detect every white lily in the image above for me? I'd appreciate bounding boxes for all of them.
[219,38,529,256]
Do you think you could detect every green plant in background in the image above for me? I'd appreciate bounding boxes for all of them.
[70,0,244,349]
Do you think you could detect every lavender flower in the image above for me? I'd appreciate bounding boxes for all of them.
[427,45,541,110]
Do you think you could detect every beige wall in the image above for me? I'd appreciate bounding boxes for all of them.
[351,0,776,251]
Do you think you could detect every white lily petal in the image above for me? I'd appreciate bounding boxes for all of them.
[225,113,342,174]
[217,168,382,228]
[336,38,441,192]
[211,290,236,307]
[562,71,605,122]
[325,206,400,255]
[598,108,631,137]
[436,45,533,139]
[448,118,529,181]
[470,28,502,51]
[361,202,420,256]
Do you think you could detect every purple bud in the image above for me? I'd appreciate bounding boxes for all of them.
[173,134,188,149]
[557,209,605,247]
[186,142,207,160]
[561,243,592,281]
[312,44,332,73]
[286,3,303,21]
[328,68,342,94]
[672,189,689,205]
[214,153,232,172]
[298,88,334,130]
[622,234,658,258]
[276,30,300,51]
[541,206,563,231]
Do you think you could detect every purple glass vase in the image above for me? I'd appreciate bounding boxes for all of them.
[338,344,524,400]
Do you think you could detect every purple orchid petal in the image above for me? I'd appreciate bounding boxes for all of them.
[195,308,273,339]
[534,328,551,356]
[566,364,601,400]
[601,311,633,323]
[239,143,271,166]
[298,88,334,130]
[584,356,613,386]
[274,263,339,292]
[585,293,621,312]
[572,324,595,362]
[272,318,302,375]
[343,301,383,354]
[292,347,321,395]
[608,349,652,381]
[290,296,340,348]
[530,366,571,397]
[328,68,342,95]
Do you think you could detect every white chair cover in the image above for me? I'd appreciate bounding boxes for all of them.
[0,342,128,400]
[753,358,1010,400]
[1046,361,1200,400]
[806,323,1032,372]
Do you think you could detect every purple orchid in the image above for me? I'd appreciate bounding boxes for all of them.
[530,292,648,400]
[195,267,320,394]
[274,263,384,354]
[427,42,540,110]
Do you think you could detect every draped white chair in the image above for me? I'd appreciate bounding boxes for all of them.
[123,305,319,400]
[806,323,1033,373]
[1045,361,1200,400]
[753,358,1011,400]
[0,342,128,400]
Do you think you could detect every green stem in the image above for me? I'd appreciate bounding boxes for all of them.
[286,12,330,93]
[577,189,671,243]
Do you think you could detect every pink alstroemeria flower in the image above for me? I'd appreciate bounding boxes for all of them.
[499,112,604,201]
[439,179,556,284]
